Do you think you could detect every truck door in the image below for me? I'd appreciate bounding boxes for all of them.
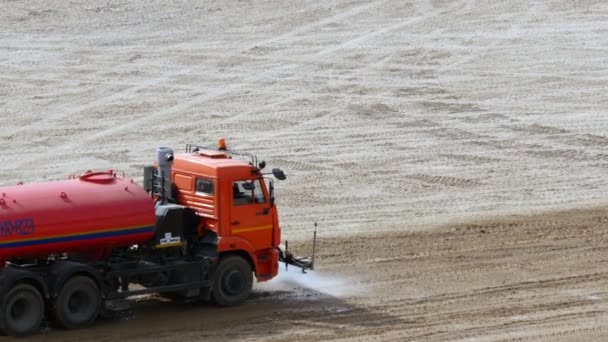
[230,179,272,250]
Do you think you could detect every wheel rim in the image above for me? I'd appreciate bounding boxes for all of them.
[222,269,245,296]
[6,291,41,333]
[10,298,28,319]
[62,287,97,324]
[67,290,91,315]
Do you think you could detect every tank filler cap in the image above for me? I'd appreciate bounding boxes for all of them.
[79,171,116,184]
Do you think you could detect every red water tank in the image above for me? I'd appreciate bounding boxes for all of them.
[0,171,156,264]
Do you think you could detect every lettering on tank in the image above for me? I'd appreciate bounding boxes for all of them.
[0,218,36,238]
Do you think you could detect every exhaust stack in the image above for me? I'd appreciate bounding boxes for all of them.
[155,147,174,204]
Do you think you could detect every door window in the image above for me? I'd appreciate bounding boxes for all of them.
[253,180,266,204]
[233,179,266,205]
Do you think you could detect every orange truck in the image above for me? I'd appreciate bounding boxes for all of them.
[0,141,313,336]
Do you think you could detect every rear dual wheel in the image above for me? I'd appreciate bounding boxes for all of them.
[0,283,45,337]
[52,276,101,330]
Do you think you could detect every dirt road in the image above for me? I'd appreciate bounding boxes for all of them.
[2,0,608,340]
[10,207,604,341]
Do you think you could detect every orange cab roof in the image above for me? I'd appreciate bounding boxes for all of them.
[172,151,254,178]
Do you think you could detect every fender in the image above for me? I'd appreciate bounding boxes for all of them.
[0,266,50,299]
[218,236,257,270]
[47,261,103,298]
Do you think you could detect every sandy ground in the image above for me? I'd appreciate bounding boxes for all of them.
[17,207,608,342]
[1,0,608,340]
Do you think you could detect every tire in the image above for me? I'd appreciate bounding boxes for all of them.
[52,276,101,329]
[211,255,253,306]
[0,283,45,337]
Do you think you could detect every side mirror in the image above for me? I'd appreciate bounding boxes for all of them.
[272,168,286,181]
[258,161,266,170]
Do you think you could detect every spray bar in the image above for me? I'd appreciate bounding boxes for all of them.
[279,222,318,273]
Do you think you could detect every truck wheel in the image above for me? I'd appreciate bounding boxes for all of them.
[53,276,101,329]
[0,283,45,337]
[211,256,253,306]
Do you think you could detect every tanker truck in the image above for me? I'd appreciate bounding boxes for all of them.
[0,141,313,336]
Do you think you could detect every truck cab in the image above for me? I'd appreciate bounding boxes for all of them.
[170,147,282,290]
